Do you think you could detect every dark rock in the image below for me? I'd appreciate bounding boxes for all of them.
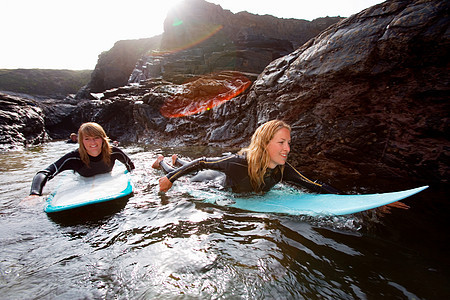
[37,96,80,139]
[80,72,253,145]
[85,0,342,93]
[236,0,450,185]
[0,92,47,149]
[86,36,163,93]
[0,92,84,144]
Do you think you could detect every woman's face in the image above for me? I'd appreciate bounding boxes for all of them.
[82,135,103,157]
[266,127,291,168]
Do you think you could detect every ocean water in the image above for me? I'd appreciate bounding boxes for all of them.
[0,141,448,299]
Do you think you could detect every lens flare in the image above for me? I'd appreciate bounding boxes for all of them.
[152,24,223,56]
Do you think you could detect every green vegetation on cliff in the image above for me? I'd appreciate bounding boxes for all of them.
[0,69,92,97]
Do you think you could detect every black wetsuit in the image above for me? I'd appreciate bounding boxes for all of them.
[162,154,340,194]
[30,146,135,196]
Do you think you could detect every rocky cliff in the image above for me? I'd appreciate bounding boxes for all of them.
[84,0,342,94]
[84,36,162,94]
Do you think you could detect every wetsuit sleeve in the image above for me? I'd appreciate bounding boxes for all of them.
[282,162,342,194]
[166,155,233,183]
[112,146,135,172]
[29,151,80,196]
[30,172,49,196]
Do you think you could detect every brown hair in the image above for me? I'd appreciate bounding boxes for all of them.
[239,120,291,191]
[77,122,112,167]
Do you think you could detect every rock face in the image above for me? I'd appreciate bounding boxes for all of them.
[0,93,47,149]
[86,0,342,93]
[234,0,450,185]
[38,96,80,138]
[85,36,163,94]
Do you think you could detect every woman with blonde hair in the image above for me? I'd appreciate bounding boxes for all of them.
[154,120,340,194]
[25,122,135,199]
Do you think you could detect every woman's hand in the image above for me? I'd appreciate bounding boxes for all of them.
[19,194,42,206]
[159,176,173,192]
[386,201,410,210]
[377,201,410,216]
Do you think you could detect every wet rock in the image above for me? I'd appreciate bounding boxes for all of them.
[237,0,449,185]
[159,71,252,118]
[37,96,79,139]
[82,71,254,145]
[0,93,47,149]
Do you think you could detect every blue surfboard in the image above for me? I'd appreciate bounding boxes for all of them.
[188,185,429,216]
[44,163,133,213]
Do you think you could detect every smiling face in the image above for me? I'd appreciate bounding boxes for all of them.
[82,135,103,157]
[266,127,291,168]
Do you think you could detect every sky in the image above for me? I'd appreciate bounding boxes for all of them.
[0,0,384,70]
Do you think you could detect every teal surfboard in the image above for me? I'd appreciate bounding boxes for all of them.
[188,185,429,216]
[44,163,133,213]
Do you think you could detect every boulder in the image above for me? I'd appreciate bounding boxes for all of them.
[0,93,47,149]
[237,0,449,185]
[37,96,80,139]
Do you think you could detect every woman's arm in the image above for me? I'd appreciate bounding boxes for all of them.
[29,171,50,196]
[165,155,234,183]
[112,146,135,172]
[159,155,237,192]
[28,151,80,196]
[282,162,342,194]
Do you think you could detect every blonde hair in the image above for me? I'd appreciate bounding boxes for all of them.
[78,122,112,167]
[239,120,291,192]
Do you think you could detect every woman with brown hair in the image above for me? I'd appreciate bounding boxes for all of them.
[153,120,340,194]
[25,122,135,199]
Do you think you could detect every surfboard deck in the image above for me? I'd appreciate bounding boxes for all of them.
[188,185,429,216]
[44,163,133,213]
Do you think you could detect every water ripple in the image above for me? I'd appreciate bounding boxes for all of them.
[0,142,448,299]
